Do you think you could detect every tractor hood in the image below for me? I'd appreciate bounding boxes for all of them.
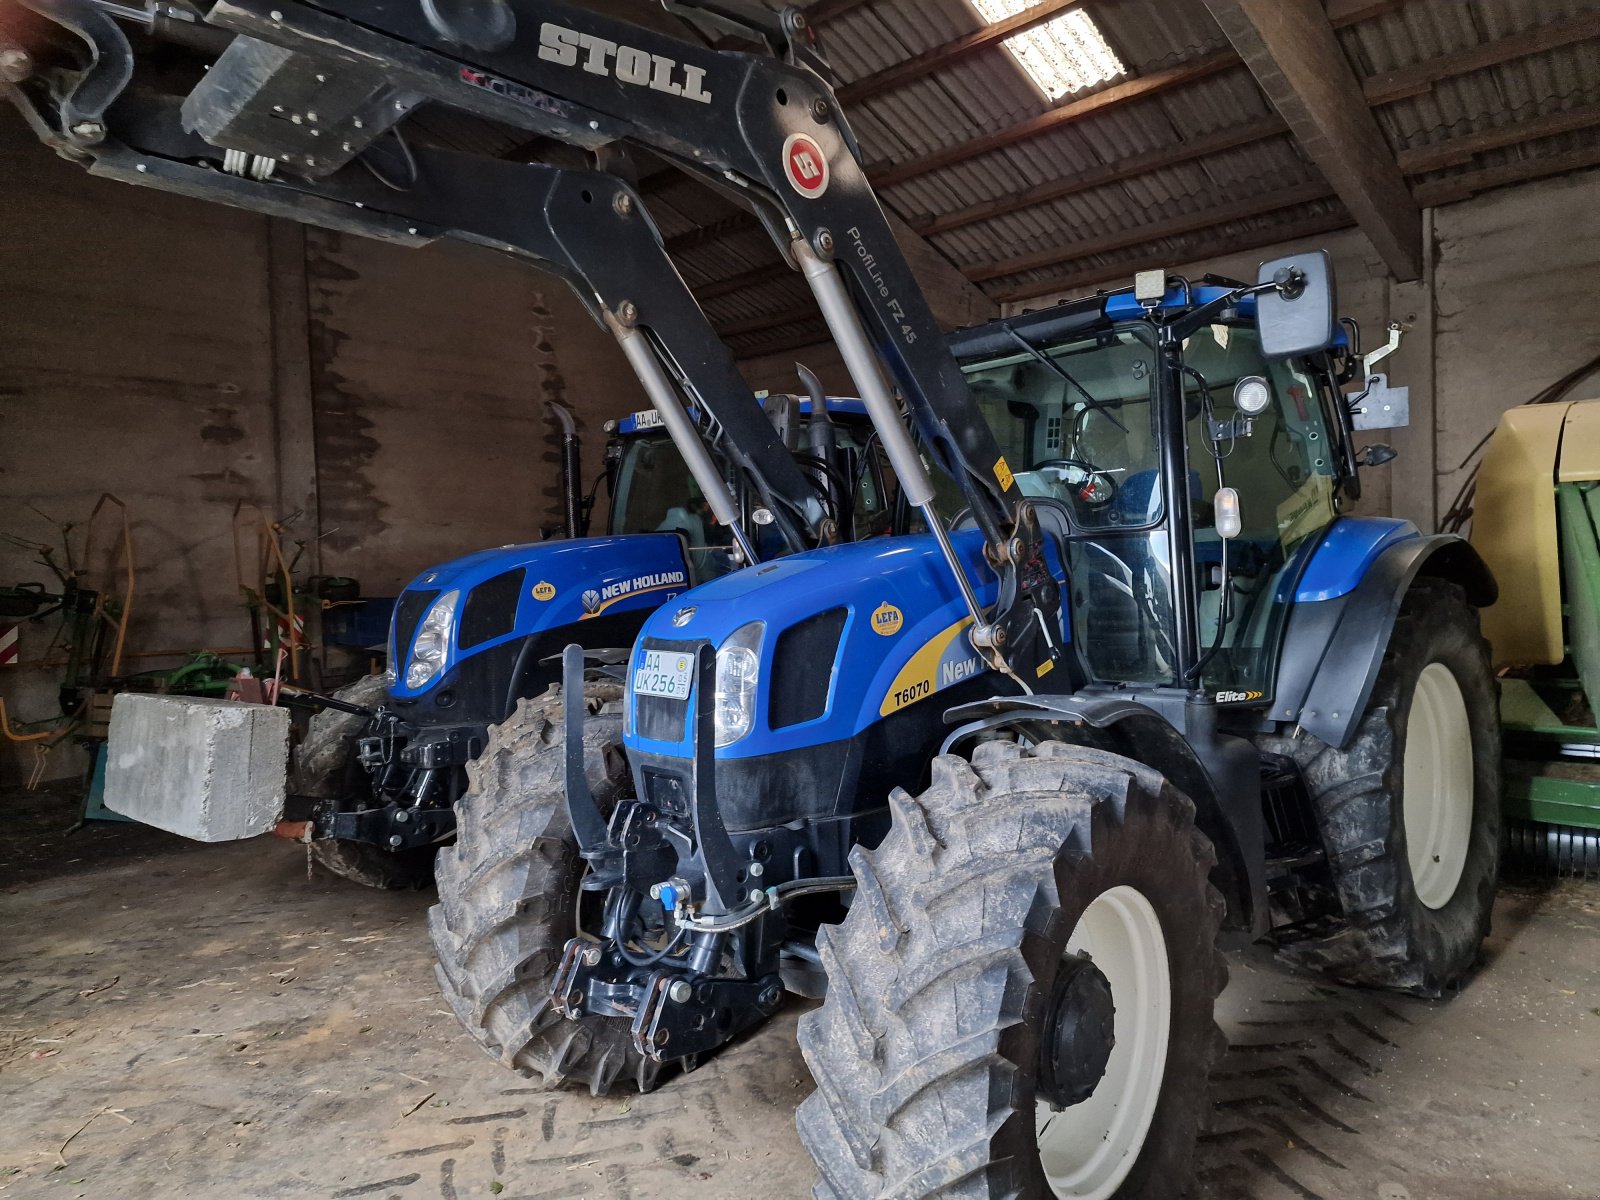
[391,533,689,700]
[627,531,1068,760]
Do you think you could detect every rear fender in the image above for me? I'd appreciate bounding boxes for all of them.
[1272,534,1497,747]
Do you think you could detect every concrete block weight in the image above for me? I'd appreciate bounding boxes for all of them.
[104,694,290,842]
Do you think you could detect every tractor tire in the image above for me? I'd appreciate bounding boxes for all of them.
[293,674,438,891]
[1260,578,1501,997]
[428,682,664,1095]
[797,740,1226,1200]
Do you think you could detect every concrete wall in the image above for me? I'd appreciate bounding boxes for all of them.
[0,117,647,786]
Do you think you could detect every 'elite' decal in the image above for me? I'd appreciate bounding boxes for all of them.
[1216,689,1264,703]
[870,602,903,637]
[783,133,830,199]
[532,581,557,601]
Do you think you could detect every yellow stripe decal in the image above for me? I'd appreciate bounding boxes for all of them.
[579,581,684,619]
[879,616,975,717]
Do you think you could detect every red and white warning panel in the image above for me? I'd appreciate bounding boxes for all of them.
[783,132,830,199]
[0,624,18,668]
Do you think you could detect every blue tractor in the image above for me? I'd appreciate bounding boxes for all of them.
[6,4,1502,1196]
[294,387,885,887]
[436,261,1502,1200]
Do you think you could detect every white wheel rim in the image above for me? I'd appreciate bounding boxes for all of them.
[1402,662,1474,910]
[1036,884,1171,1200]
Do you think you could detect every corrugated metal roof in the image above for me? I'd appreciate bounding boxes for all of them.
[448,0,1598,357]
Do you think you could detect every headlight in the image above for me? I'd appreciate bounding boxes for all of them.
[405,589,459,690]
[713,621,764,747]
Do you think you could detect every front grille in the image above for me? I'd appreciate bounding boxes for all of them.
[392,588,439,663]
[458,569,526,651]
[770,608,846,729]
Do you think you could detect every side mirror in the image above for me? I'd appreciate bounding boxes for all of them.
[764,391,800,451]
[1256,250,1337,359]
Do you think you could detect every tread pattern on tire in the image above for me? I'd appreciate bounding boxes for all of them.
[796,740,1228,1200]
[428,682,662,1096]
[293,674,437,890]
[1257,579,1501,997]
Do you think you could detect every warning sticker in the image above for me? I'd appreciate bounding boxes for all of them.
[993,456,1015,492]
[782,132,830,199]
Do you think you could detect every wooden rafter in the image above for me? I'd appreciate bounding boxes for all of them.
[837,0,1078,105]
[1413,143,1600,208]
[1203,0,1422,279]
[907,116,1291,238]
[1364,11,1600,105]
[1396,102,1600,176]
[987,208,1358,303]
[966,180,1335,284]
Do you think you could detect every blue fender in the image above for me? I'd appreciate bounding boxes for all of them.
[1272,525,1497,746]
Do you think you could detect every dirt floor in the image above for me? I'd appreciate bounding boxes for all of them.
[1,788,1597,1200]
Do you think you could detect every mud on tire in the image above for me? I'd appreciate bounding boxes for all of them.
[1259,579,1501,997]
[796,740,1227,1200]
[428,681,663,1095]
[293,674,437,890]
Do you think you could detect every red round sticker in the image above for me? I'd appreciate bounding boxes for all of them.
[783,133,830,199]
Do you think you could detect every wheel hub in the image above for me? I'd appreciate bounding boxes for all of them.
[1038,953,1116,1108]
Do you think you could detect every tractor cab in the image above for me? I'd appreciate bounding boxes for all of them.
[947,259,1375,711]
[606,394,887,578]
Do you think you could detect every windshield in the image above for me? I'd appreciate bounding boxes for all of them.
[610,433,737,580]
[609,422,892,578]
[958,326,1161,528]
[957,321,1339,690]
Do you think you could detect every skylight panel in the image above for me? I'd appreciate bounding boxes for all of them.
[971,0,1127,100]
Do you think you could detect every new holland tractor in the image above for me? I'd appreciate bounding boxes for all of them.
[299,387,885,888]
[4,2,1503,1197]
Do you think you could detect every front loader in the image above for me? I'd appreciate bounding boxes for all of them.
[4,2,1504,1197]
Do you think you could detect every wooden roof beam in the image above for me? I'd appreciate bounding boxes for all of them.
[968,179,1335,283]
[1202,0,1422,279]
[989,208,1356,304]
[1397,102,1600,176]
[907,116,1290,238]
[837,0,1078,105]
[1364,11,1600,105]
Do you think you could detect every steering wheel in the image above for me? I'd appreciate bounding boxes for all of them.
[1033,458,1119,510]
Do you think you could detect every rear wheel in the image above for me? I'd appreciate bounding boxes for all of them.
[293,674,437,890]
[797,741,1226,1199]
[1261,579,1501,995]
[428,682,663,1094]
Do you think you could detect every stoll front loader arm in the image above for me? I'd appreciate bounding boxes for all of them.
[1,0,836,563]
[0,0,1066,689]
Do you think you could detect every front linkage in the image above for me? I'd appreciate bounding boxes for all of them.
[548,646,841,1062]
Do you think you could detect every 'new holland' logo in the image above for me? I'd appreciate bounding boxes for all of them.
[538,22,713,104]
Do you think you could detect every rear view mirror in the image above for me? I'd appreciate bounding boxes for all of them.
[1256,250,1337,358]
[764,391,800,451]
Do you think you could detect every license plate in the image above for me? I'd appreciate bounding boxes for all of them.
[634,649,694,700]
[631,408,664,430]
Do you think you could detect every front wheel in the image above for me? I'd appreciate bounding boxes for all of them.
[428,682,665,1095]
[797,741,1226,1200]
